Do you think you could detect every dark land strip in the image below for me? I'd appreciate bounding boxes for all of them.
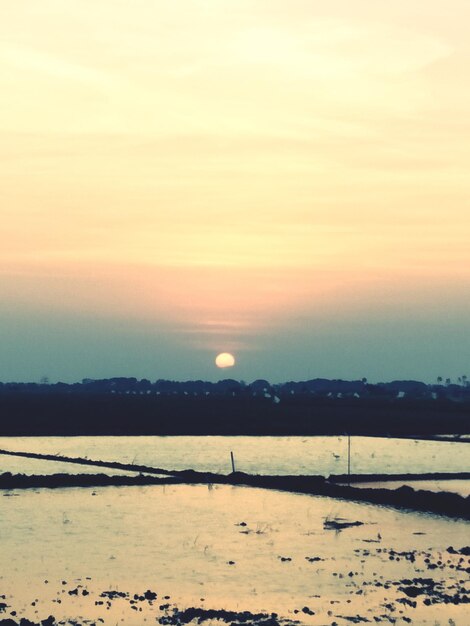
[1,392,470,436]
[0,472,177,489]
[329,471,470,483]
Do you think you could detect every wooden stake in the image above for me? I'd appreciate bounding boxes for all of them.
[230,450,236,473]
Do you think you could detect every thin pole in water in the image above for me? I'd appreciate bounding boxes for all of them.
[347,434,351,486]
[230,451,236,473]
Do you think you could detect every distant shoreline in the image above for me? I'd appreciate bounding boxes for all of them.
[0,391,470,436]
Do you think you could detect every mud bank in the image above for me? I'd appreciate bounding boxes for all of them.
[329,472,470,483]
[1,468,469,520]
[0,472,177,489]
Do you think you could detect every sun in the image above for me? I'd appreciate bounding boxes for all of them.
[215,352,236,368]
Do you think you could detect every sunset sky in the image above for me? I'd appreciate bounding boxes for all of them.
[1,0,470,383]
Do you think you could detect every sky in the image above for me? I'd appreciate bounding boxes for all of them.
[1,0,470,384]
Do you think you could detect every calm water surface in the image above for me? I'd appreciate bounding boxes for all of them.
[0,435,469,476]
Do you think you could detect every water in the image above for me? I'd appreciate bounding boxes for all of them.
[1,436,469,625]
[1,435,469,476]
[0,484,468,625]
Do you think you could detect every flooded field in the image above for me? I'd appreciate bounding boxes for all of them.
[1,435,469,476]
[0,436,468,625]
[0,483,469,625]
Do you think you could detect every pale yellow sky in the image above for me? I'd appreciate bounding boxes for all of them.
[1,0,470,362]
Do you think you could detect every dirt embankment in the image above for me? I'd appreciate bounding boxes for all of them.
[0,466,469,520]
